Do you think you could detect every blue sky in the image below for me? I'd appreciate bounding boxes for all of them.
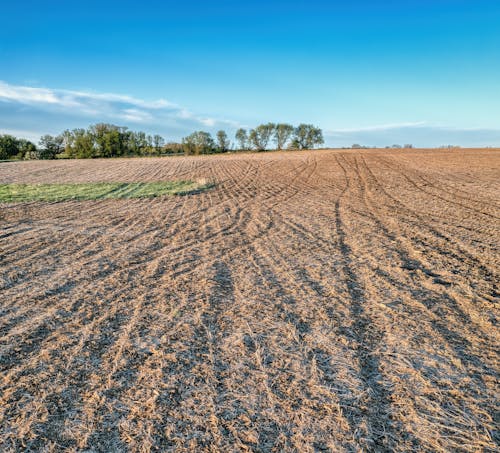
[1,0,499,147]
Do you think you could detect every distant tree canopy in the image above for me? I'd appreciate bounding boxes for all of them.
[0,122,326,160]
[39,135,64,159]
[0,135,37,160]
[249,123,275,151]
[235,128,248,150]
[235,123,324,151]
[216,130,230,152]
[60,124,164,158]
[351,144,373,149]
[274,124,294,150]
[179,122,325,155]
[290,124,324,150]
[182,131,215,155]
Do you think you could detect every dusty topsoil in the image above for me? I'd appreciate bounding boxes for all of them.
[0,149,498,452]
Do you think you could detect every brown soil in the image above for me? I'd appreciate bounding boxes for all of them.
[1,149,499,452]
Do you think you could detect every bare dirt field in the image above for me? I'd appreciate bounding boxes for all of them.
[1,148,499,452]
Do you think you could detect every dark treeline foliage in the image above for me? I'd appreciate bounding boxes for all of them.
[0,135,37,160]
[61,124,166,158]
[1,122,324,160]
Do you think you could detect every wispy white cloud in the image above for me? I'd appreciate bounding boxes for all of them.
[119,108,153,123]
[0,82,80,107]
[0,80,174,110]
[56,89,175,110]
[0,80,237,130]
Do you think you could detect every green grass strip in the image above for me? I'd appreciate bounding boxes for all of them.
[0,180,213,202]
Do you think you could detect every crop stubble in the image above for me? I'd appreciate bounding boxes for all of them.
[0,149,498,452]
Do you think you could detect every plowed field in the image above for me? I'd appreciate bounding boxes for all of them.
[1,149,499,452]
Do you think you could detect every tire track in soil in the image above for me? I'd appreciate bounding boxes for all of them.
[334,155,407,450]
[243,240,361,451]
[355,156,497,319]
[348,154,498,370]
[250,153,411,449]
[342,154,498,450]
[0,202,174,336]
[238,243,348,452]
[0,291,132,451]
[204,261,237,448]
[152,260,236,451]
[358,155,498,298]
[380,155,500,217]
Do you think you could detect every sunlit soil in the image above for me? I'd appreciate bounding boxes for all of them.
[1,148,498,452]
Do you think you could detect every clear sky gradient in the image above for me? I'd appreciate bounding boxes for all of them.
[1,0,499,147]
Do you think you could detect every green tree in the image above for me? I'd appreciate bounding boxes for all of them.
[291,124,324,150]
[90,123,107,157]
[125,130,140,155]
[60,128,87,158]
[145,135,154,154]
[0,135,38,160]
[38,135,63,159]
[70,128,95,158]
[164,142,183,154]
[87,124,130,157]
[60,129,75,157]
[17,139,37,159]
[181,135,196,155]
[153,135,165,154]
[131,131,148,155]
[102,128,124,157]
[274,123,294,150]
[0,135,20,160]
[249,123,275,151]
[235,128,248,150]
[182,131,214,155]
[216,130,230,152]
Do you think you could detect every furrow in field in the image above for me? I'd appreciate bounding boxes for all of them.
[342,154,498,451]
[359,156,499,301]
[228,241,354,452]
[383,154,500,212]
[333,154,410,450]
[352,155,497,351]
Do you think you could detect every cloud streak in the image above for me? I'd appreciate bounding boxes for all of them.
[0,80,237,130]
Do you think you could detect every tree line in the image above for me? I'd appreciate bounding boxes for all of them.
[0,135,38,160]
[0,123,324,160]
